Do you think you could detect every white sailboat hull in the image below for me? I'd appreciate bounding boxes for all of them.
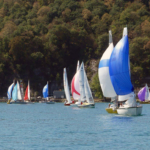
[117,106,142,116]
[78,103,95,108]
[70,101,81,107]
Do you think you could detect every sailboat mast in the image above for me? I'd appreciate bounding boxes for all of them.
[109,30,112,45]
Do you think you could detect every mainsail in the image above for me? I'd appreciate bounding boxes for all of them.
[84,65,94,104]
[79,62,86,101]
[17,81,22,100]
[63,68,72,103]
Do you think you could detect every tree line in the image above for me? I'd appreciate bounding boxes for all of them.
[0,0,149,98]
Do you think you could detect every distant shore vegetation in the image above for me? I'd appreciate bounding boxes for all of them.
[0,0,149,97]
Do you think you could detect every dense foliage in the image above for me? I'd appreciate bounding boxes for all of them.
[0,0,150,96]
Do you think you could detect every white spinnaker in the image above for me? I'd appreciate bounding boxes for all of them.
[7,83,14,99]
[17,81,22,100]
[98,42,117,97]
[79,62,86,101]
[63,68,71,103]
[28,80,30,100]
[84,66,94,104]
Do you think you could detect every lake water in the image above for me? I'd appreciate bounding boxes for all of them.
[0,102,149,150]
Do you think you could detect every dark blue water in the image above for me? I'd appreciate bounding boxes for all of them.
[0,103,149,150]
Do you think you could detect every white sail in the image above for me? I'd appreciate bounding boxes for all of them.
[98,30,117,98]
[84,66,94,104]
[17,81,22,100]
[63,68,72,103]
[145,84,149,101]
[28,80,30,100]
[79,62,86,101]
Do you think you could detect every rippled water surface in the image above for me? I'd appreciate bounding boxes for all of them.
[0,102,150,150]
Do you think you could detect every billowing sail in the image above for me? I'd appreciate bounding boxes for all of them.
[24,81,30,100]
[138,84,150,101]
[63,68,72,103]
[17,81,22,100]
[84,67,94,104]
[71,61,80,100]
[43,82,48,98]
[7,83,14,99]
[98,30,117,97]
[109,35,134,96]
[138,87,146,101]
[79,62,86,101]
[12,84,17,101]
[71,71,80,100]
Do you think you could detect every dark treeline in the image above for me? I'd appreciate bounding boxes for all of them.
[0,0,149,97]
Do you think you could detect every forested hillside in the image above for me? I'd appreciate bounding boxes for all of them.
[0,0,150,96]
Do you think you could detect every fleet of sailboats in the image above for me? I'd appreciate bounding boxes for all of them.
[5,27,146,115]
[10,81,27,104]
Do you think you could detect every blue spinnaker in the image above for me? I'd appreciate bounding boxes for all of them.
[12,84,18,101]
[43,84,48,98]
[109,35,134,95]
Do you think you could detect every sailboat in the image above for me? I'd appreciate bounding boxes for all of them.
[24,80,34,103]
[70,61,82,106]
[138,84,150,104]
[109,27,142,116]
[7,83,14,104]
[98,30,118,113]
[63,68,74,106]
[43,82,55,104]
[10,81,27,104]
[78,62,95,108]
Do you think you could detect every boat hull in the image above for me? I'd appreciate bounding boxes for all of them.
[46,101,55,104]
[64,103,70,106]
[117,106,142,116]
[105,108,117,114]
[78,103,95,108]
[139,101,150,104]
[10,101,28,104]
